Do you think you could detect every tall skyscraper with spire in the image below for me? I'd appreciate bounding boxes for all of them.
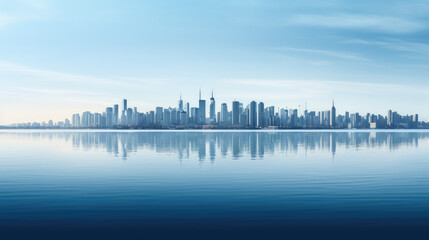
[178,93,183,112]
[209,90,216,122]
[330,100,336,128]
[198,89,206,125]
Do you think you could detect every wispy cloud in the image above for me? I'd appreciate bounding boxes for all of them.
[0,1,52,30]
[289,14,425,34]
[345,38,429,55]
[278,47,370,61]
[20,88,107,96]
[0,61,169,87]
[0,15,19,29]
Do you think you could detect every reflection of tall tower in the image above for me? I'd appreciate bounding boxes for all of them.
[198,89,206,125]
[209,136,216,163]
[330,132,336,162]
[210,90,216,122]
[330,100,336,128]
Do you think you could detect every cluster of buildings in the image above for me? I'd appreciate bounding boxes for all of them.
[10,90,425,129]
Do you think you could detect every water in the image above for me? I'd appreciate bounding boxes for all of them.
[1,130,429,239]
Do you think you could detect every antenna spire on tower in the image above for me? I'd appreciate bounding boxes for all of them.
[199,88,201,100]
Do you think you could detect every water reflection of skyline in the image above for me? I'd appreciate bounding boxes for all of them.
[3,131,427,161]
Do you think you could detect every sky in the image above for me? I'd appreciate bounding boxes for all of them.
[1,0,429,124]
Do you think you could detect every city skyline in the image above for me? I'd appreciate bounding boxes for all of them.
[2,1,429,124]
[1,88,428,126]
[5,90,424,129]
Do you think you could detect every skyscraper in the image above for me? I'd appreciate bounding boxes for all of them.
[113,104,119,125]
[105,107,113,127]
[122,99,127,113]
[249,101,257,128]
[191,107,199,125]
[330,100,336,128]
[210,91,216,122]
[232,101,240,125]
[257,102,265,128]
[387,110,393,127]
[122,99,127,124]
[72,114,80,127]
[198,89,206,125]
[220,103,228,124]
[127,108,133,125]
[156,107,163,124]
[163,109,171,126]
[178,93,183,112]
[133,107,138,124]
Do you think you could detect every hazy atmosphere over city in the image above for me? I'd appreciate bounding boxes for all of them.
[1,0,429,124]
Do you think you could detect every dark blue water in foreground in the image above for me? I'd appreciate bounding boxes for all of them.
[1,130,429,239]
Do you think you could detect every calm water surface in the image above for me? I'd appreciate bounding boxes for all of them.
[1,130,429,239]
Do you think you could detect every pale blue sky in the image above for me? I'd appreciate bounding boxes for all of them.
[1,0,429,124]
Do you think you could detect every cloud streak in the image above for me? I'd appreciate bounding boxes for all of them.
[345,38,429,55]
[289,14,425,34]
[0,61,169,88]
[0,15,18,29]
[278,47,370,61]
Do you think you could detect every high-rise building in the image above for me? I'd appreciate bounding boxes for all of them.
[191,107,199,125]
[198,89,206,125]
[133,107,138,124]
[171,109,177,125]
[113,104,119,125]
[81,111,92,128]
[210,91,216,122]
[178,93,183,112]
[148,111,155,125]
[106,107,113,127]
[414,114,419,128]
[94,113,101,127]
[122,99,127,124]
[387,110,393,127]
[330,101,336,128]
[72,114,80,127]
[163,109,171,126]
[64,118,71,128]
[249,101,257,128]
[220,103,228,124]
[122,99,127,113]
[232,101,240,125]
[156,107,163,124]
[280,108,288,127]
[127,108,133,125]
[179,111,188,125]
[121,111,126,125]
[257,102,265,128]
